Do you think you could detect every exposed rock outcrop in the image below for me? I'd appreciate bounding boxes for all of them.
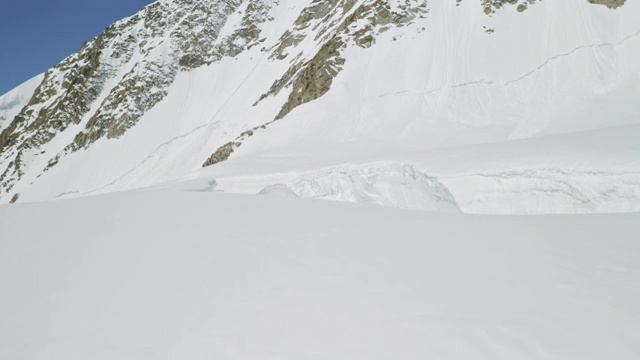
[202,141,241,167]
[588,0,626,9]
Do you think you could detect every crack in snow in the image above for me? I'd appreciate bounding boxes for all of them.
[377,29,640,98]
[79,49,269,196]
[441,168,640,179]
[82,121,222,196]
[440,167,640,211]
[504,29,640,86]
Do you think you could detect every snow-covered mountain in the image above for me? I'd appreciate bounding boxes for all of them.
[1,0,639,213]
[2,1,640,358]
[0,74,44,131]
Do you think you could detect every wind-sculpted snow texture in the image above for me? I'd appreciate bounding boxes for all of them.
[444,168,640,214]
[257,163,461,212]
[0,0,639,215]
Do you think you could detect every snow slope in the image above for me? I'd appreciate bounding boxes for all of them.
[1,188,639,359]
[0,74,44,130]
[203,122,640,214]
[1,0,639,214]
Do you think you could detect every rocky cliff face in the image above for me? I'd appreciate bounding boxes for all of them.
[0,0,431,201]
[1,0,248,195]
[0,0,634,205]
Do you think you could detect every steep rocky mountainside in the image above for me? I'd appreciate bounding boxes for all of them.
[1,0,250,195]
[1,0,639,213]
[0,0,428,201]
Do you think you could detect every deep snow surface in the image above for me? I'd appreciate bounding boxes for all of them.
[1,188,639,359]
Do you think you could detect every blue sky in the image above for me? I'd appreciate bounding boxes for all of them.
[0,0,155,95]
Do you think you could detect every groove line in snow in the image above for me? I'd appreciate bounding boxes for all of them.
[80,47,269,196]
[81,121,222,196]
[504,29,640,86]
[440,168,640,179]
[377,29,640,99]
